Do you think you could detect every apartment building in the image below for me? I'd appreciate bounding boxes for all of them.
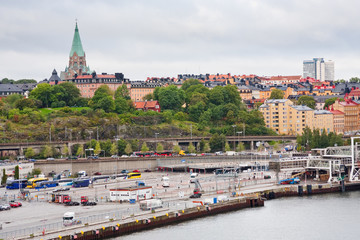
[330,99,360,133]
[259,99,334,135]
[329,109,345,134]
[313,110,334,133]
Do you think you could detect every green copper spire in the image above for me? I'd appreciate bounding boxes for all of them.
[69,22,85,57]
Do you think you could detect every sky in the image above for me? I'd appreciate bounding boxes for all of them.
[1,0,360,81]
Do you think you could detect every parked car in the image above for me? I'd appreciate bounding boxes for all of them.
[87,155,99,160]
[94,172,102,175]
[111,155,118,158]
[144,169,152,172]
[28,159,36,162]
[9,201,22,208]
[132,169,140,173]
[46,158,55,161]
[0,204,11,211]
[66,156,78,160]
[121,169,129,174]
[121,155,129,158]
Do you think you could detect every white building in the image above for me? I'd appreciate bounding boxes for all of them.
[303,58,334,81]
[109,186,153,201]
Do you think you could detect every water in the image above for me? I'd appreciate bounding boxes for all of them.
[116,191,360,240]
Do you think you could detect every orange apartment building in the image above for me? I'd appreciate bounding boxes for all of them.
[259,99,334,135]
[330,99,360,133]
[329,109,345,134]
[130,81,162,102]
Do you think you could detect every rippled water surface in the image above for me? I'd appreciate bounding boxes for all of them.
[115,191,360,240]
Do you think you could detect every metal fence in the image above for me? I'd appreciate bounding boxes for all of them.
[0,200,192,239]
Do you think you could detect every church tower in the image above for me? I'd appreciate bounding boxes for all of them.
[61,22,91,80]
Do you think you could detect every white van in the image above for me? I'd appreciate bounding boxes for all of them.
[161,177,170,187]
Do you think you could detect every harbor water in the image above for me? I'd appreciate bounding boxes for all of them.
[117,191,360,240]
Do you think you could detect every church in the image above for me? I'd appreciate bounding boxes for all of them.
[60,22,91,80]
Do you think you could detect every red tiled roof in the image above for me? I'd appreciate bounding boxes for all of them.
[144,101,158,108]
[75,74,116,79]
[134,101,159,109]
[134,102,146,109]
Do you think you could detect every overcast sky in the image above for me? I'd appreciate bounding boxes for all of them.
[1,0,360,81]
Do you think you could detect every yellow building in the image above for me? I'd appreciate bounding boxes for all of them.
[330,99,360,133]
[237,86,252,100]
[259,99,334,135]
[313,110,334,133]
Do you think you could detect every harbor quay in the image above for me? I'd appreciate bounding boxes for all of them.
[0,168,358,240]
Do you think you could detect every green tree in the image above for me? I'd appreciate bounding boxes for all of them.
[25,147,35,158]
[89,85,115,112]
[94,141,101,155]
[110,142,118,156]
[209,134,226,152]
[173,144,181,153]
[29,83,55,107]
[15,98,40,110]
[199,139,206,152]
[125,143,133,155]
[297,95,316,109]
[236,142,245,152]
[156,143,164,152]
[324,97,343,109]
[188,142,196,153]
[269,89,284,99]
[52,82,81,106]
[76,145,84,157]
[117,139,127,155]
[141,142,149,152]
[14,165,19,180]
[1,169,7,185]
[43,145,53,158]
[225,142,231,151]
[143,93,154,101]
[181,78,202,91]
[208,86,225,105]
[115,84,130,100]
[3,94,24,108]
[157,85,185,111]
[349,77,360,83]
[115,97,133,114]
[204,142,211,153]
[62,144,69,157]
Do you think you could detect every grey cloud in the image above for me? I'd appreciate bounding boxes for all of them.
[1,0,360,80]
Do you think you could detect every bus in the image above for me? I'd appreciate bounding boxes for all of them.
[56,179,73,187]
[26,177,49,189]
[91,175,110,183]
[72,178,91,188]
[155,150,173,157]
[126,172,142,179]
[6,179,28,190]
[133,151,155,157]
[35,180,58,189]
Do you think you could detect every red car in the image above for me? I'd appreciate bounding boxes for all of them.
[94,172,102,175]
[9,201,22,208]
[132,169,140,173]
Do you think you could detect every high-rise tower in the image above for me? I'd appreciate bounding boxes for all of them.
[303,58,334,81]
[60,22,91,80]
